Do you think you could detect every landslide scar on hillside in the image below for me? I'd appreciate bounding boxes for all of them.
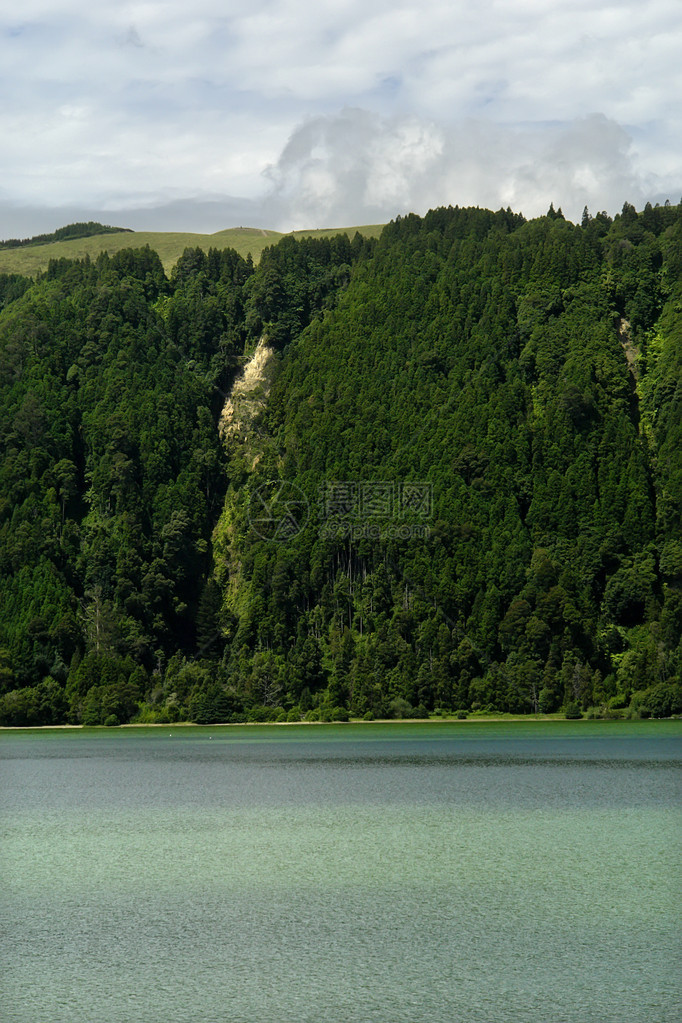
[218,336,275,454]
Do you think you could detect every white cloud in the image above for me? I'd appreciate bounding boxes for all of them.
[262,109,668,229]
[0,0,680,233]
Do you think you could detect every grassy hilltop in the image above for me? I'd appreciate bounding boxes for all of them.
[0,224,385,276]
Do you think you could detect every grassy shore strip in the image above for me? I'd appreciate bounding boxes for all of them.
[0,224,385,276]
[1,714,680,732]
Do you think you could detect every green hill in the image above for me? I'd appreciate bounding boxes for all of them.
[0,221,132,249]
[0,223,385,276]
[0,203,680,727]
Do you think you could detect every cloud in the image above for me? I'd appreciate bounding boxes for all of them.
[261,109,678,229]
[2,108,678,238]
[0,1,680,233]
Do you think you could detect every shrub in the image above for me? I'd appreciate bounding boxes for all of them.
[104,714,119,727]
[602,707,623,719]
[564,701,583,719]
[0,678,69,727]
[388,697,413,719]
[247,704,276,722]
[630,682,682,719]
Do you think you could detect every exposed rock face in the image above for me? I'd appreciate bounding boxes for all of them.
[218,336,275,450]
[617,316,639,380]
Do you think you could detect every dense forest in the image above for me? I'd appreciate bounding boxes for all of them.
[0,201,681,726]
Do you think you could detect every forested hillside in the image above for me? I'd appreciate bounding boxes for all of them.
[1,202,680,725]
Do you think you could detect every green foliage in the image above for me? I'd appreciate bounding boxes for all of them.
[0,245,251,722]
[630,683,682,719]
[0,676,67,726]
[1,204,680,723]
[0,273,32,310]
[211,202,680,719]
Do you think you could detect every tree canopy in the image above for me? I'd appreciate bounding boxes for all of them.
[1,203,680,725]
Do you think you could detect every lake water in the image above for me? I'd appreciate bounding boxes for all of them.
[1,720,680,1023]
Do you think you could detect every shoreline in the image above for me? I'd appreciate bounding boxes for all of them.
[1,714,679,731]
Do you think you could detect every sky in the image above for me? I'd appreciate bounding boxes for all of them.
[1,0,681,236]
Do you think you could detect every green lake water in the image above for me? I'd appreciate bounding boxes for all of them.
[1,720,680,1022]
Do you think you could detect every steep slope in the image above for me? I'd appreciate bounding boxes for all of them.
[219,337,276,452]
[0,203,680,726]
[212,204,682,720]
